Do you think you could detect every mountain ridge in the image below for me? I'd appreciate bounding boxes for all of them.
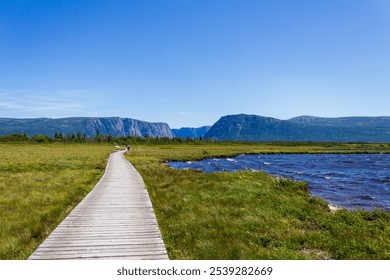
[2,114,390,142]
[288,115,390,128]
[0,117,174,138]
[204,114,390,142]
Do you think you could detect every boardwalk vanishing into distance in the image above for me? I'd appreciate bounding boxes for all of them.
[29,150,168,260]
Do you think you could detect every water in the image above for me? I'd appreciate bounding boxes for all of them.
[168,154,390,211]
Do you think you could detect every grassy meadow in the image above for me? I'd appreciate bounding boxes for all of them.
[0,143,113,259]
[126,142,390,259]
[1,141,390,260]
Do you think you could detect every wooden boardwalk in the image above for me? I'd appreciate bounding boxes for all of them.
[29,150,168,260]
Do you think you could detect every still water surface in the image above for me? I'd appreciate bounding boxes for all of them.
[169,154,390,211]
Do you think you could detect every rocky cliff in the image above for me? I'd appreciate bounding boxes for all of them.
[0,117,174,138]
[172,126,211,139]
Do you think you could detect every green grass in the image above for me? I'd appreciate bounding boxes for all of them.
[126,142,390,259]
[1,141,389,260]
[0,143,114,259]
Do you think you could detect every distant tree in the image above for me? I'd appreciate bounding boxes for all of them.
[77,131,82,142]
[54,132,63,140]
[95,130,102,143]
[0,133,29,142]
[31,134,51,143]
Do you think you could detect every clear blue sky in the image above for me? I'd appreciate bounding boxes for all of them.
[1,0,389,128]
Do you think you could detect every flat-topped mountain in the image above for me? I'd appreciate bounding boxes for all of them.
[204,114,390,142]
[0,117,174,138]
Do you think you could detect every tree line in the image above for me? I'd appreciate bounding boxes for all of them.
[0,132,210,144]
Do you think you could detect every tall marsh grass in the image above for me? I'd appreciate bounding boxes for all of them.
[0,143,113,259]
[1,141,389,259]
[127,142,390,259]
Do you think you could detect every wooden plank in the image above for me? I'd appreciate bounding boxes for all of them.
[29,150,168,260]
[36,240,166,247]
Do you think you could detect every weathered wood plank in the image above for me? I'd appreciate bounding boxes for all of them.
[29,150,168,260]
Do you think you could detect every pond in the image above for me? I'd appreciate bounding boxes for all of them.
[168,154,390,211]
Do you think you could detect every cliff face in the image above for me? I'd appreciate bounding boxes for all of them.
[81,118,174,137]
[0,117,174,138]
[172,126,211,139]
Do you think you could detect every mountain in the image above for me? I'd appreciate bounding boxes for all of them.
[172,126,211,139]
[204,114,390,142]
[3,114,390,142]
[289,116,390,128]
[0,117,174,138]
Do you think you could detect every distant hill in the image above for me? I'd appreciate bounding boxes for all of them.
[172,126,211,139]
[289,115,390,128]
[204,114,390,142]
[0,117,174,138]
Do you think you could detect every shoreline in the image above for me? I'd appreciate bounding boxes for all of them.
[328,203,344,213]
